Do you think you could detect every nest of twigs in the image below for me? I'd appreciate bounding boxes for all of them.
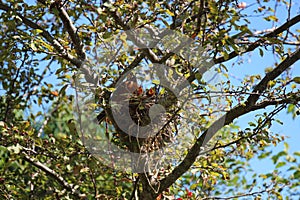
[107,86,179,153]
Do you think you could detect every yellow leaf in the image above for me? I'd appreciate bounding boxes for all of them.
[165,9,174,16]
[36,29,43,33]
[267,80,276,88]
[152,80,160,85]
[30,42,37,51]
[264,67,273,73]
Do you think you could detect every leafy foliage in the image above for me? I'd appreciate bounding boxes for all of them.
[0,0,300,199]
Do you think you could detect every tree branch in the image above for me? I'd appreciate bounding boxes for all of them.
[22,152,84,197]
[0,1,83,68]
[214,14,300,64]
[44,0,86,60]
[105,8,160,63]
[246,47,300,106]
[157,47,300,194]
[203,184,286,199]
[0,1,101,87]
[200,93,300,155]
[249,93,300,110]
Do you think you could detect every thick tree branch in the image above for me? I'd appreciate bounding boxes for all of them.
[200,93,300,155]
[157,47,300,194]
[164,14,300,84]
[246,47,300,106]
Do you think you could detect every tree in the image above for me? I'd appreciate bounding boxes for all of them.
[1,0,300,199]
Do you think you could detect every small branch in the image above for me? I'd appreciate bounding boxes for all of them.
[0,1,101,87]
[201,103,288,155]
[203,184,286,199]
[88,165,98,198]
[105,8,160,63]
[235,40,300,46]
[214,14,300,64]
[129,176,139,200]
[47,0,86,60]
[22,152,84,197]
[250,94,300,110]
[37,117,49,138]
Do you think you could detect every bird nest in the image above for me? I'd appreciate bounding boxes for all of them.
[105,85,180,154]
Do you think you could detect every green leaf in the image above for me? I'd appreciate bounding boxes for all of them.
[221,51,229,60]
[107,87,116,92]
[165,9,174,16]
[190,183,198,190]
[258,151,272,159]
[284,142,289,152]
[267,80,276,88]
[264,67,273,73]
[275,119,283,125]
[272,151,287,164]
[286,155,296,162]
[294,152,300,157]
[275,161,286,168]
[36,29,43,33]
[195,73,202,81]
[59,84,68,96]
[248,122,256,127]
[259,48,264,57]
[264,15,278,22]
[287,104,295,113]
[293,170,300,179]
[292,77,300,84]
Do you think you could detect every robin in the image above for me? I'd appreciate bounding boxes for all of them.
[112,75,141,101]
[97,76,142,124]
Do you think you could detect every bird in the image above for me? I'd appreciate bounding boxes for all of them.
[95,79,179,153]
[96,76,141,124]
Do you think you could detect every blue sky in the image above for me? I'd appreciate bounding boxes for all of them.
[221,1,300,195]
